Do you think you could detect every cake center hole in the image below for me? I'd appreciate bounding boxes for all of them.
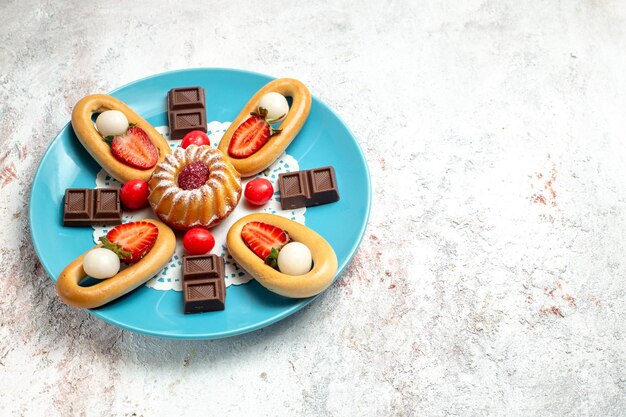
[178,161,210,190]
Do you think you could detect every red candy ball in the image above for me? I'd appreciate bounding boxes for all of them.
[120,179,150,210]
[244,178,274,206]
[181,130,210,149]
[183,228,215,255]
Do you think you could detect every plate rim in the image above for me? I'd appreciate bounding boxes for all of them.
[28,67,372,339]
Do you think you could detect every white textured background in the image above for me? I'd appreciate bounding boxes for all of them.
[1,0,626,416]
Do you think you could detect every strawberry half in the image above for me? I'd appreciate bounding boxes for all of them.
[241,221,289,261]
[228,108,281,158]
[108,126,158,169]
[100,221,159,263]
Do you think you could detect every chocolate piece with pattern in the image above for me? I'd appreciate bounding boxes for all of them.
[182,254,226,314]
[63,188,122,226]
[167,87,207,140]
[278,166,339,210]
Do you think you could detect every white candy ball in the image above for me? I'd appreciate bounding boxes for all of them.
[277,242,312,276]
[96,110,129,137]
[258,92,289,122]
[83,248,120,279]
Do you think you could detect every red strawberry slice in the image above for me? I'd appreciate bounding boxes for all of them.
[228,109,281,158]
[100,221,159,263]
[110,126,158,169]
[228,115,270,158]
[241,221,289,260]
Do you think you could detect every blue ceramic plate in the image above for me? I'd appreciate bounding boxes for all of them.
[29,68,371,339]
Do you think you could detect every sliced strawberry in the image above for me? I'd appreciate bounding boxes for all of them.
[228,108,281,158]
[228,115,270,158]
[100,221,159,263]
[241,221,289,261]
[109,126,158,169]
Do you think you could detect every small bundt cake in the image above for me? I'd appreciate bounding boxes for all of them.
[148,145,242,230]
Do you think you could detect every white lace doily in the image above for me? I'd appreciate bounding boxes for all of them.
[92,123,306,291]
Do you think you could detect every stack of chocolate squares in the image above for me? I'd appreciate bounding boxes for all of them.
[167,86,207,140]
[182,254,226,314]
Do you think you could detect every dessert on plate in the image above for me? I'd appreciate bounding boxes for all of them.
[71,94,171,183]
[56,219,176,309]
[226,213,338,298]
[55,77,343,315]
[218,78,312,177]
[148,145,242,231]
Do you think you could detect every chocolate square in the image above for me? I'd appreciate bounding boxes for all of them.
[183,279,225,313]
[168,87,206,110]
[278,171,309,210]
[182,254,224,280]
[308,167,339,206]
[93,189,121,220]
[168,109,207,140]
[64,189,93,224]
